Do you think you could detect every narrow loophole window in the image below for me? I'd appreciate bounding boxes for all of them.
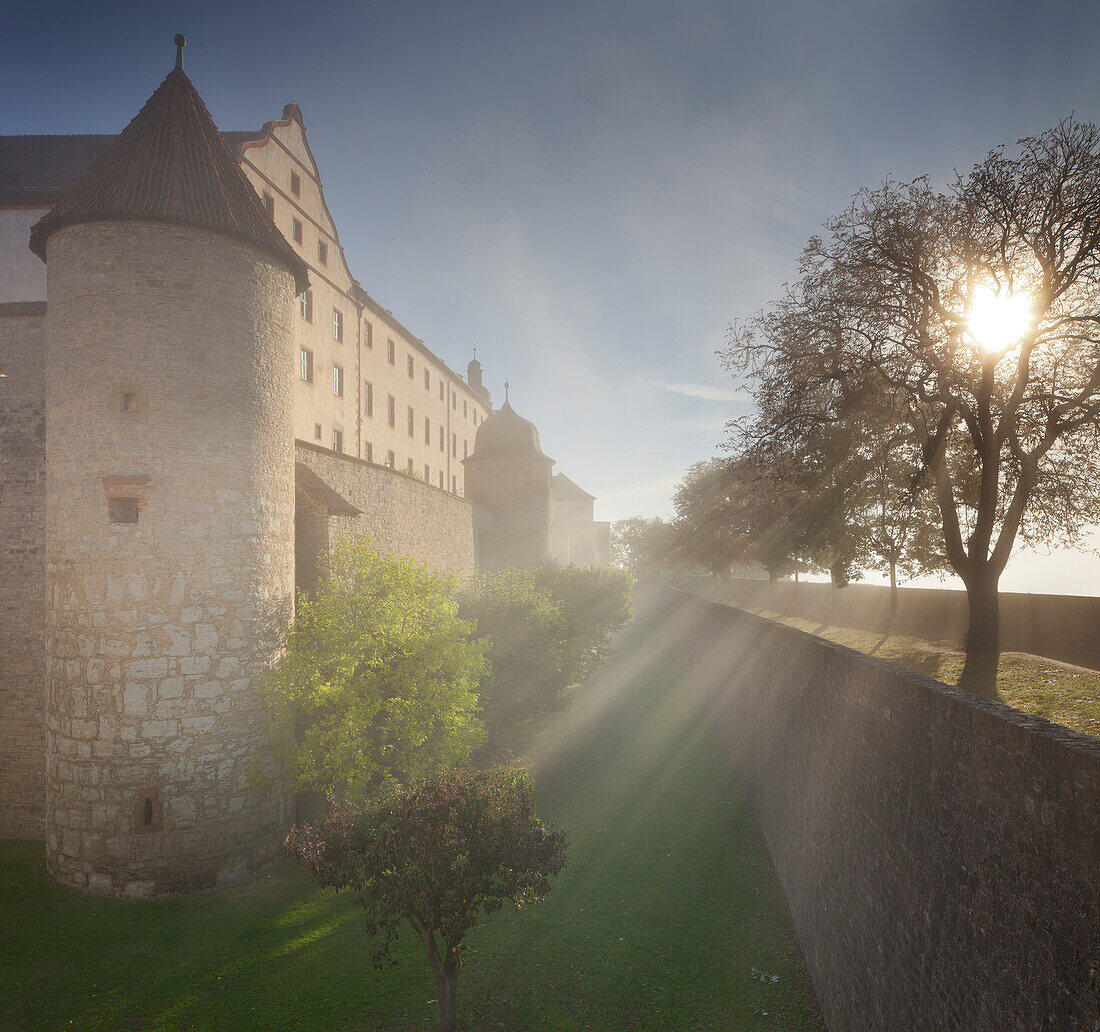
[109,497,139,524]
[143,797,154,826]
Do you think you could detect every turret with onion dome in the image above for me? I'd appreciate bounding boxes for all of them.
[463,383,554,571]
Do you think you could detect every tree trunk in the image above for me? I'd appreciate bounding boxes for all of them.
[435,970,458,1032]
[889,561,898,620]
[960,568,1001,697]
[964,569,1000,655]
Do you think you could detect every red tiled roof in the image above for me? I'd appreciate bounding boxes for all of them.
[28,69,309,293]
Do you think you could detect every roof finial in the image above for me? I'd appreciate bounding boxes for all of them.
[174,34,187,71]
[504,380,510,403]
[472,343,477,360]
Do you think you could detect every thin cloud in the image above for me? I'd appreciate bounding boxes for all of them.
[671,415,733,432]
[650,380,752,402]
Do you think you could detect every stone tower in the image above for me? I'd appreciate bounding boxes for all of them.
[463,388,554,570]
[29,41,311,896]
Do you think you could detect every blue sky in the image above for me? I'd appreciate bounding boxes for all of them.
[6,0,1100,591]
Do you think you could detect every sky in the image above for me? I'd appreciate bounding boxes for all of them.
[5,0,1100,594]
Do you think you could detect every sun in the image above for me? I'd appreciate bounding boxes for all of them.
[967,284,1033,355]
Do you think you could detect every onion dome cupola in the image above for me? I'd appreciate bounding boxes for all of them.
[29,35,310,294]
[466,385,554,466]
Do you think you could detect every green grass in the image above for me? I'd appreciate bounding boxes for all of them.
[742,608,1100,738]
[0,614,823,1032]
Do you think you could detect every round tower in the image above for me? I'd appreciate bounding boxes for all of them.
[30,42,310,896]
[463,386,554,570]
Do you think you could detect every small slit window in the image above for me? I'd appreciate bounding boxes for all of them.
[290,171,301,197]
[109,497,139,524]
[292,218,303,245]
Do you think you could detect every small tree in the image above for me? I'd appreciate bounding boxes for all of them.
[455,565,632,751]
[260,539,487,798]
[287,766,568,1032]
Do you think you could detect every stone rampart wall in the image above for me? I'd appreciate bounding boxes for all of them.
[0,307,47,838]
[665,588,1100,1032]
[691,575,1100,669]
[295,440,476,574]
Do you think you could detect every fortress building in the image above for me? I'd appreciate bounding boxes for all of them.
[0,39,608,895]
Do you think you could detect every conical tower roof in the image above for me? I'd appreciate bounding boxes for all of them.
[29,60,309,293]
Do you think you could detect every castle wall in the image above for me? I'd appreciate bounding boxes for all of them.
[665,588,1100,1031]
[43,222,297,896]
[0,305,48,837]
[0,209,48,303]
[295,440,475,573]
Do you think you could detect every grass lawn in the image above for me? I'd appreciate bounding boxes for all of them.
[740,607,1100,738]
[0,613,823,1032]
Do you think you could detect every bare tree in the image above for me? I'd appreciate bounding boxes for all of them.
[725,119,1100,660]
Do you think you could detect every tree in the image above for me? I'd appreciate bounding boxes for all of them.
[286,766,568,1032]
[530,563,633,680]
[455,565,633,751]
[610,516,676,578]
[259,539,487,798]
[455,569,570,748]
[725,119,1100,659]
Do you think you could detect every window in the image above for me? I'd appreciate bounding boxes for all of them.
[439,381,444,401]
[300,348,313,383]
[424,463,431,480]
[387,339,395,364]
[407,406,414,437]
[290,171,301,197]
[318,240,328,265]
[452,432,457,457]
[364,380,373,417]
[333,365,344,397]
[332,308,343,342]
[364,321,373,348]
[292,218,303,244]
[332,428,343,453]
[263,193,274,218]
[314,423,322,440]
[439,425,445,451]
[451,475,457,494]
[364,442,373,462]
[463,400,468,417]
[386,450,395,468]
[424,368,431,390]
[407,458,414,473]
[406,355,414,379]
[109,497,139,524]
[452,393,456,410]
[387,395,395,427]
[438,471,444,489]
[300,290,313,322]
[463,439,468,459]
[120,392,138,413]
[424,416,431,444]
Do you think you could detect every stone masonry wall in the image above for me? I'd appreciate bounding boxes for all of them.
[0,305,48,838]
[665,588,1100,1032]
[43,223,296,897]
[295,440,476,573]
[694,575,1100,670]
